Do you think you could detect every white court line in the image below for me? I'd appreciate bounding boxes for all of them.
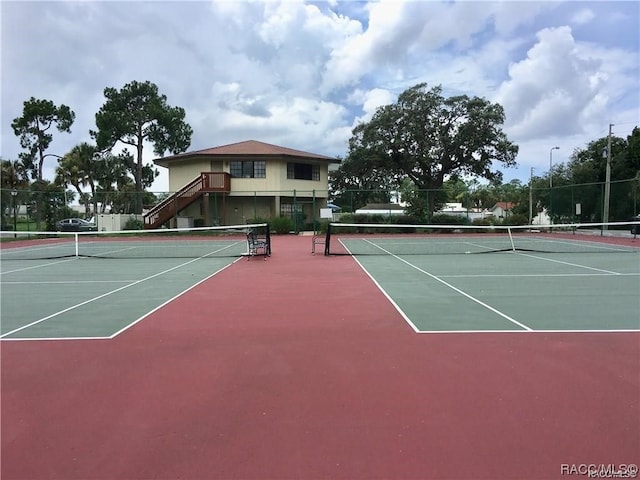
[2,336,112,341]
[412,328,640,334]
[439,272,640,278]
[342,243,420,333]
[354,239,533,332]
[0,257,78,274]
[515,252,625,274]
[109,258,241,338]
[0,242,242,339]
[3,280,136,284]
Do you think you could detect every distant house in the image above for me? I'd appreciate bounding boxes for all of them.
[435,203,489,221]
[355,203,406,216]
[489,202,515,219]
[145,140,339,228]
[437,203,467,215]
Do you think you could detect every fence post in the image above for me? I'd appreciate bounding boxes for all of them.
[312,189,317,233]
[293,189,298,233]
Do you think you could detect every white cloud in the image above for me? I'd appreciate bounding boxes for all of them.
[496,26,608,140]
[570,8,596,25]
[320,1,556,93]
[348,88,395,122]
[1,0,638,192]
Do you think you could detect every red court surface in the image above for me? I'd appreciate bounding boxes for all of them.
[2,235,639,480]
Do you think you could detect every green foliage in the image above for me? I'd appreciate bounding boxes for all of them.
[429,214,468,225]
[498,213,528,226]
[336,213,423,225]
[25,180,71,230]
[328,156,394,211]
[11,97,75,181]
[123,217,143,230]
[1,159,30,228]
[313,219,331,233]
[471,217,495,227]
[351,214,387,224]
[270,216,293,234]
[338,83,518,217]
[536,127,640,222]
[92,80,193,214]
[55,143,101,216]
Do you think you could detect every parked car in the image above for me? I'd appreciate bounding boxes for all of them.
[631,214,640,235]
[56,218,97,232]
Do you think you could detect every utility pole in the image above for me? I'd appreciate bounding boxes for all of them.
[529,167,534,225]
[549,146,559,225]
[603,124,613,228]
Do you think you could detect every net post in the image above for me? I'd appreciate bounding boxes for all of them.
[265,223,271,256]
[74,232,79,257]
[324,223,332,256]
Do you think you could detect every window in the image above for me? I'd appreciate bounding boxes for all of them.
[287,162,320,181]
[230,161,266,178]
[280,203,304,216]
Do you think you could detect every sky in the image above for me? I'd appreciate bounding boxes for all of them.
[1,0,639,194]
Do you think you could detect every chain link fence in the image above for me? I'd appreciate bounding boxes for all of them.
[2,178,638,232]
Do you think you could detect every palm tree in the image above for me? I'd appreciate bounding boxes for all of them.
[79,192,92,218]
[94,151,133,213]
[1,158,30,229]
[1,158,29,188]
[56,142,106,217]
[56,148,88,198]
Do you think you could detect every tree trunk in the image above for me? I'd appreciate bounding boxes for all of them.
[136,139,143,214]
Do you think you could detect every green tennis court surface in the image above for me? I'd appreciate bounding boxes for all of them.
[350,248,639,332]
[0,256,240,339]
[0,223,271,340]
[1,224,638,339]
[0,223,270,260]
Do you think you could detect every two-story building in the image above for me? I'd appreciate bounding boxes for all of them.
[144,140,339,229]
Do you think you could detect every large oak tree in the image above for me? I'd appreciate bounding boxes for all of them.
[341,83,518,216]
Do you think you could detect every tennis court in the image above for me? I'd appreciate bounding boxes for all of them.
[0,223,270,340]
[0,256,243,339]
[327,223,639,334]
[347,247,639,333]
[1,224,639,480]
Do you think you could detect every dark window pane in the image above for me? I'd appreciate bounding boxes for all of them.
[254,161,266,178]
[230,161,242,177]
[287,162,317,180]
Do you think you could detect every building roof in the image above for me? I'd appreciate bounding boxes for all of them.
[490,202,515,211]
[154,140,338,167]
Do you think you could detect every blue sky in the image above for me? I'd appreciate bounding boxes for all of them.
[1,0,638,193]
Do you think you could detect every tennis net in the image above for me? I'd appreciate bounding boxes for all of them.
[323,221,640,255]
[0,223,271,260]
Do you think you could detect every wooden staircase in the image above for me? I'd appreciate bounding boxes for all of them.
[144,172,231,229]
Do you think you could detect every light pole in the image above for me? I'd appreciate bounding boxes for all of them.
[91,150,109,221]
[549,146,559,224]
[529,167,534,225]
[549,146,559,188]
[11,189,18,238]
[602,124,613,229]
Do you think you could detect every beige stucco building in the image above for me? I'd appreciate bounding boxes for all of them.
[144,140,338,228]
